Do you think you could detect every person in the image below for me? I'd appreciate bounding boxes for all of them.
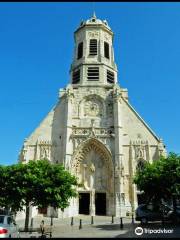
[40,220,45,236]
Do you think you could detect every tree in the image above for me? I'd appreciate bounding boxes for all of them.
[0,163,26,213]
[134,152,180,211]
[0,160,78,231]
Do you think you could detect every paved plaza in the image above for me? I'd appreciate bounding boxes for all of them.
[17,215,180,238]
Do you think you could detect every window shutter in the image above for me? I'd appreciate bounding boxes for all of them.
[89,39,97,56]
[72,69,80,84]
[87,67,99,81]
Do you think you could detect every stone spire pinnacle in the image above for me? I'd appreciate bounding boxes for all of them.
[92,11,96,19]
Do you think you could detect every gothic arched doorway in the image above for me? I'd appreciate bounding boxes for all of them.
[72,138,114,216]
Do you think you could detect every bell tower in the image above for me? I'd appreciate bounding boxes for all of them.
[70,13,118,86]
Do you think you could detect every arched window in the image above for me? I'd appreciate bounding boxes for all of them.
[77,42,83,59]
[104,42,109,59]
[89,39,97,55]
[136,159,146,172]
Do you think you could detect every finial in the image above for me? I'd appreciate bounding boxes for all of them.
[93,11,96,19]
[92,1,96,19]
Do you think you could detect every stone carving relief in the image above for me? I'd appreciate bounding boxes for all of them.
[113,86,122,103]
[72,108,78,117]
[104,33,109,41]
[158,138,166,157]
[72,127,114,137]
[107,101,113,116]
[131,139,148,160]
[76,148,111,192]
[121,193,125,205]
[116,192,121,205]
[136,146,145,159]
[19,139,54,162]
[71,123,114,153]
[38,140,52,161]
[87,88,106,97]
[84,98,103,117]
[78,94,106,118]
[72,139,111,177]
[131,139,150,174]
[65,87,74,103]
[40,147,49,159]
[19,145,27,162]
[129,139,150,176]
[90,162,95,172]
[88,31,99,38]
[84,100,101,117]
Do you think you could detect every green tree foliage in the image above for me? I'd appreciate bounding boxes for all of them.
[134,152,180,209]
[0,163,27,212]
[0,160,78,231]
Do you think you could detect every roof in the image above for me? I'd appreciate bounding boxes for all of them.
[122,97,161,142]
[75,13,112,34]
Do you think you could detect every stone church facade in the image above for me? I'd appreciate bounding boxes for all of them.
[19,14,166,218]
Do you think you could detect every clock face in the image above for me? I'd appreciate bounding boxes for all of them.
[84,100,101,117]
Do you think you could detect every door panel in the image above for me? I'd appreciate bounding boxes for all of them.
[95,193,106,215]
[79,193,90,214]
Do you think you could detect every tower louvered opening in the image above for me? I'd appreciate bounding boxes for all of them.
[89,39,97,56]
[104,42,110,59]
[87,67,99,81]
[77,42,83,59]
[107,70,114,83]
[72,69,80,84]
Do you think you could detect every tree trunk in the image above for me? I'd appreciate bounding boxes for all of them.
[24,203,30,232]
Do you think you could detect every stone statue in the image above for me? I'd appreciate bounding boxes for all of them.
[90,163,95,172]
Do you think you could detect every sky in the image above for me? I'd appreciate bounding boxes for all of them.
[0,2,180,165]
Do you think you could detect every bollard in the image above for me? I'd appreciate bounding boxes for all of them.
[162,215,164,226]
[111,215,114,224]
[120,217,123,229]
[91,216,94,225]
[71,217,74,226]
[30,218,33,228]
[131,214,134,224]
[79,219,82,229]
[50,216,53,226]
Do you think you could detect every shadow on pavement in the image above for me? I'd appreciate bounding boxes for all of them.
[94,222,133,231]
[113,222,180,238]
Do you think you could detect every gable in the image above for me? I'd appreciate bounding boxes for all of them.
[121,98,161,145]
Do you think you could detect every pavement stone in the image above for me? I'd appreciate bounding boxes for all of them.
[17,215,180,238]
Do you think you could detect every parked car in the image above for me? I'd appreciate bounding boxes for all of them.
[135,204,171,224]
[0,215,19,238]
[166,205,180,223]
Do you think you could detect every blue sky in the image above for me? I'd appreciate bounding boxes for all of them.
[0,2,180,165]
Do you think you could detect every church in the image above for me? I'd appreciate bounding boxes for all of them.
[18,14,167,219]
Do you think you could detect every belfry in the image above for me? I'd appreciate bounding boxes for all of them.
[19,14,166,218]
